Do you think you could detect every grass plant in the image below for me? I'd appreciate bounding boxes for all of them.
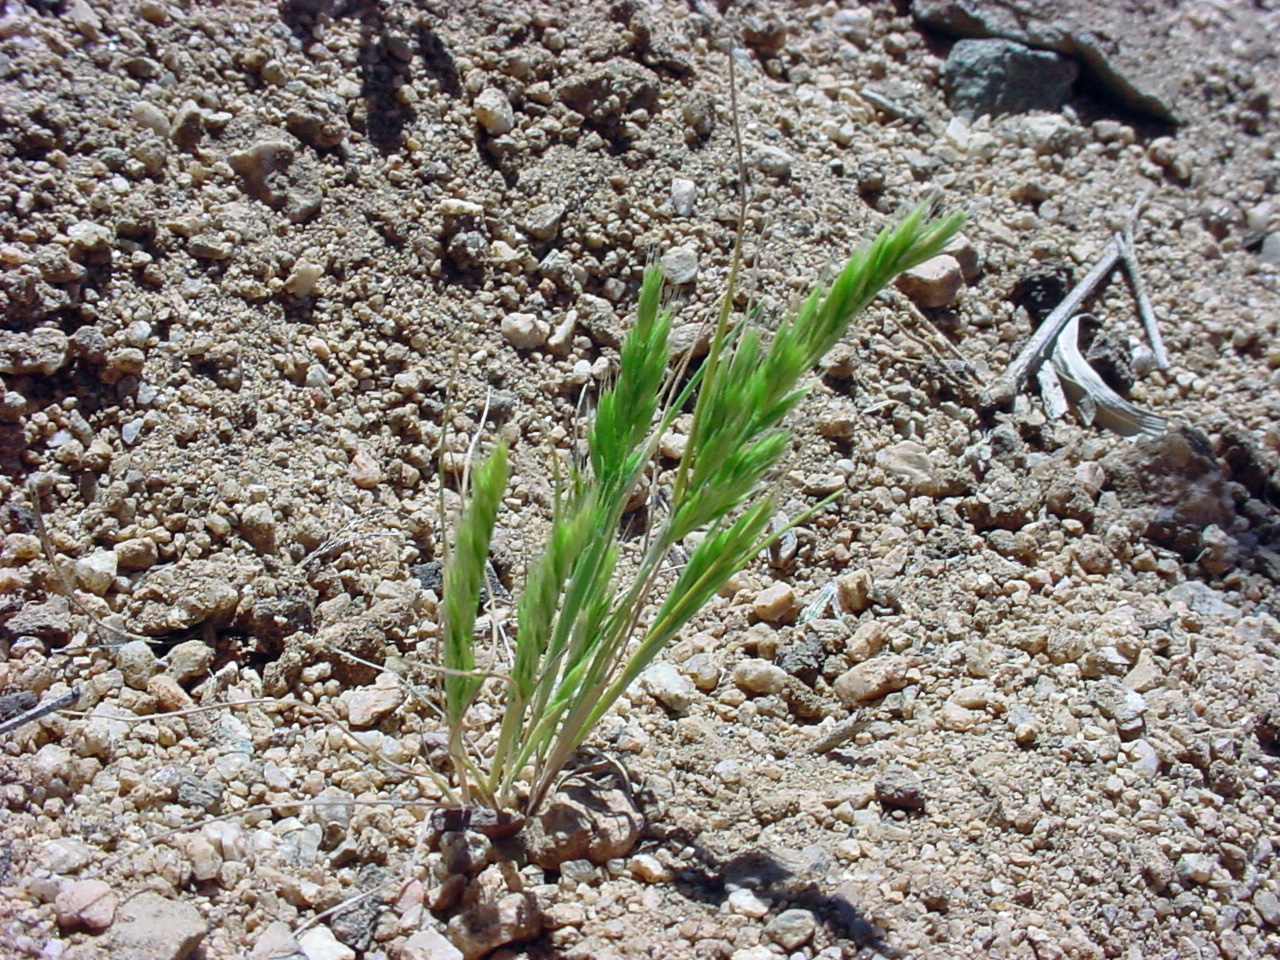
[440,202,964,817]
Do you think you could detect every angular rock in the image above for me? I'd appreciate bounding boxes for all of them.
[501,313,548,350]
[834,655,910,705]
[836,570,873,615]
[913,0,1185,120]
[342,673,404,727]
[659,245,699,285]
[670,177,697,216]
[875,766,926,810]
[474,87,515,135]
[115,537,159,571]
[753,144,794,179]
[943,38,1077,120]
[166,639,214,683]
[2,596,72,644]
[521,202,564,241]
[55,879,116,932]
[895,255,963,308]
[765,908,816,949]
[398,929,464,960]
[1091,680,1147,724]
[639,661,695,713]
[116,639,159,689]
[41,838,93,874]
[297,925,354,960]
[733,658,789,696]
[876,441,937,492]
[132,559,244,635]
[0,327,69,375]
[447,892,541,960]
[752,581,796,622]
[522,784,642,869]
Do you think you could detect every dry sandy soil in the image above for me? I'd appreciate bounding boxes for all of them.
[2,1,1280,959]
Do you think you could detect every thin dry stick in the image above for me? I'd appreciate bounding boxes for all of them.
[0,686,80,736]
[982,238,1122,406]
[809,711,862,755]
[59,697,292,724]
[1118,190,1169,370]
[1036,360,1070,421]
[91,797,448,877]
[884,290,980,374]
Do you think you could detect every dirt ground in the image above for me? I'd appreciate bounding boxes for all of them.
[2,1,1280,958]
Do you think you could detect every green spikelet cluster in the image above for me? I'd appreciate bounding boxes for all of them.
[437,202,964,814]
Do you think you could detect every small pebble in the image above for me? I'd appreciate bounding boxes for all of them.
[670,177,697,216]
[640,662,695,713]
[766,908,817,949]
[474,87,515,135]
[297,924,356,960]
[502,312,548,350]
[727,888,770,918]
[629,853,671,883]
[54,879,116,932]
[834,656,911,705]
[733,659,788,696]
[166,639,214,683]
[875,766,926,810]
[659,245,699,285]
[895,255,963,307]
[116,639,159,690]
[752,581,796,622]
[754,145,793,178]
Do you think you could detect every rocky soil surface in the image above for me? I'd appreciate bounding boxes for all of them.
[2,1,1280,958]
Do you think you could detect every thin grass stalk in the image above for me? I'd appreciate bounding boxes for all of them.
[440,441,508,799]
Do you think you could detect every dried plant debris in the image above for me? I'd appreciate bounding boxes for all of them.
[1051,315,1169,439]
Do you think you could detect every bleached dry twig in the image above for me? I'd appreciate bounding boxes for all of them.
[1118,190,1169,370]
[982,238,1122,406]
[0,686,80,736]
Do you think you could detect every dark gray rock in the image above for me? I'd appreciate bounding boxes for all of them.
[914,0,1181,121]
[776,630,824,686]
[2,596,72,645]
[875,766,926,810]
[943,38,1077,121]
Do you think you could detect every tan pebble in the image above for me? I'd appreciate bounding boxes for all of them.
[936,701,980,732]
[727,888,769,918]
[894,255,963,308]
[501,313,548,350]
[342,674,404,728]
[350,448,382,489]
[284,260,324,297]
[114,536,158,570]
[845,619,885,663]
[940,232,982,280]
[54,879,116,932]
[474,87,515,135]
[147,674,193,711]
[629,853,671,883]
[398,929,465,959]
[833,655,910,705]
[1123,649,1164,693]
[752,581,796,622]
[732,658,787,696]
